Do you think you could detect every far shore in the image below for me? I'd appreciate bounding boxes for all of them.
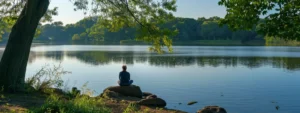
[1,39,300,49]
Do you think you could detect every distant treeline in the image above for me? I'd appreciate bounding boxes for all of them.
[1,16,266,45]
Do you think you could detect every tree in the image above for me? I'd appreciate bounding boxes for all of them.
[72,34,81,41]
[0,0,177,92]
[88,22,105,42]
[38,21,65,42]
[0,0,51,92]
[218,0,300,40]
[35,16,264,44]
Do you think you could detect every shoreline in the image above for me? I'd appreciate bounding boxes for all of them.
[1,40,300,47]
[0,87,188,113]
[0,86,226,113]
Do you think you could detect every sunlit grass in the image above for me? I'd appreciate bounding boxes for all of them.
[29,94,111,113]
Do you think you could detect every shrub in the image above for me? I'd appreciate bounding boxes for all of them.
[26,63,70,91]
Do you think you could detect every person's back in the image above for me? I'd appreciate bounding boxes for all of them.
[118,65,133,86]
[119,71,130,83]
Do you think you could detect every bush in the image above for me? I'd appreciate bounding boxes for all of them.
[26,64,112,113]
[26,63,70,91]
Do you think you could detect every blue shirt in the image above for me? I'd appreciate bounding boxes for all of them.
[119,71,130,84]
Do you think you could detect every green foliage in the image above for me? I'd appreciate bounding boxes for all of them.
[218,0,300,40]
[87,0,178,53]
[122,102,163,113]
[88,22,105,41]
[123,103,139,113]
[201,20,231,40]
[29,81,110,113]
[0,0,58,41]
[72,34,81,41]
[26,63,71,90]
[265,36,300,46]
[1,0,266,47]
[0,17,16,41]
[29,94,111,113]
[30,17,263,46]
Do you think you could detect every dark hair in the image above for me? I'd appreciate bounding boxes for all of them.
[122,65,127,70]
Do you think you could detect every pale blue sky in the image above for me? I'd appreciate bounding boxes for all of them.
[49,0,226,25]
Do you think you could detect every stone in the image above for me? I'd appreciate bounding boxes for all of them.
[103,85,143,98]
[142,92,153,97]
[137,98,167,107]
[197,106,227,113]
[146,95,157,99]
[187,101,198,105]
[101,90,120,98]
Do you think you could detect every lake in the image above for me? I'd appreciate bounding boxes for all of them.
[1,45,300,113]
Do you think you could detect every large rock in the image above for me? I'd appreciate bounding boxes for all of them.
[137,98,167,107]
[197,106,227,113]
[101,90,120,98]
[142,92,153,97]
[104,85,142,98]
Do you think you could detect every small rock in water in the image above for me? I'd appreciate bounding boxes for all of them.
[271,101,278,103]
[178,102,182,105]
[187,101,198,105]
[275,106,280,110]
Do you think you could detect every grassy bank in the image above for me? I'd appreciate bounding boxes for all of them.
[266,39,300,46]
[0,64,185,113]
[0,90,185,113]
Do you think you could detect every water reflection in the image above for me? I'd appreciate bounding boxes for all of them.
[24,51,300,71]
[1,46,300,113]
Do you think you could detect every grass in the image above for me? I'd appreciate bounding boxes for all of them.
[29,94,111,113]
[24,64,111,113]
[122,102,179,113]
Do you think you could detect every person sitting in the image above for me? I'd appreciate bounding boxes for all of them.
[118,65,133,86]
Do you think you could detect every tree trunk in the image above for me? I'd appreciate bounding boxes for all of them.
[0,0,49,92]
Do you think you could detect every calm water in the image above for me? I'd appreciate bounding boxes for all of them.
[1,45,300,113]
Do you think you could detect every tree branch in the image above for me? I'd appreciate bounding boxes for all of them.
[107,0,154,34]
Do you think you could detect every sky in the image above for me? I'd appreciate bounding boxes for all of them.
[49,0,226,25]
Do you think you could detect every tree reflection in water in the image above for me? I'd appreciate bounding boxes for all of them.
[21,51,300,71]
